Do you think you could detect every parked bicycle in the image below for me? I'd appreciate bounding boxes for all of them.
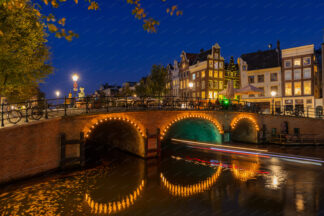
[3,105,44,124]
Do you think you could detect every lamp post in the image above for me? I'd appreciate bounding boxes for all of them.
[271,91,277,115]
[72,74,79,98]
[55,90,61,107]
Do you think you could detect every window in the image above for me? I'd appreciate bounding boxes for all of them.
[219,71,223,78]
[294,82,301,95]
[209,70,213,77]
[219,81,223,89]
[208,80,213,88]
[271,86,278,94]
[201,91,205,99]
[202,80,205,89]
[294,69,301,80]
[303,81,311,95]
[209,61,213,68]
[201,71,205,78]
[214,71,218,78]
[197,81,200,88]
[193,92,196,98]
[219,62,223,69]
[303,57,311,66]
[248,76,254,84]
[294,58,301,67]
[197,71,200,77]
[285,70,292,80]
[257,74,264,83]
[243,65,247,71]
[303,68,311,79]
[258,87,264,96]
[213,91,217,99]
[270,73,278,81]
[214,62,218,69]
[214,81,218,89]
[208,91,213,99]
[284,60,292,68]
[285,82,292,96]
[249,94,255,97]
[306,99,312,104]
[192,73,196,80]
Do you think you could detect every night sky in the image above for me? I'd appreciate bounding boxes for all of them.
[41,0,324,98]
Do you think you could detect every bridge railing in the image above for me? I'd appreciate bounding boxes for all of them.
[1,95,323,127]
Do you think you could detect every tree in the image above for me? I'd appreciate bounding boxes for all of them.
[135,77,148,97]
[147,65,168,97]
[0,1,53,103]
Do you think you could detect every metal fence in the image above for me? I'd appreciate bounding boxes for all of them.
[1,96,323,127]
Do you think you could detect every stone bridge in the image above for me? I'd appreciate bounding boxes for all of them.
[1,110,324,184]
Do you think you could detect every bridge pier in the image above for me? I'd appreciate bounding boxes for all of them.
[145,128,161,159]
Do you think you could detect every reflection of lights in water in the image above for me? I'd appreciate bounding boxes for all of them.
[85,180,145,214]
[231,159,260,182]
[265,165,287,190]
[296,194,304,212]
[160,165,222,197]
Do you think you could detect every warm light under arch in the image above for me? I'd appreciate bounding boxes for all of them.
[83,115,146,139]
[230,114,260,131]
[160,114,224,140]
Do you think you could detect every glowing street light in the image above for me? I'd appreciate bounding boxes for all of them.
[188,82,194,88]
[271,91,277,115]
[55,90,61,98]
[72,74,79,82]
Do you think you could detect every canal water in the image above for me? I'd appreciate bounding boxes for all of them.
[1,143,324,216]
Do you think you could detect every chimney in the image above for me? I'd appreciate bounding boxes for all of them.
[277,40,280,50]
[276,40,281,66]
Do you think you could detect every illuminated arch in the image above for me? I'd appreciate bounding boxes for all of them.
[230,114,260,131]
[160,113,224,140]
[85,180,145,214]
[83,115,146,139]
[160,165,222,197]
[231,159,260,182]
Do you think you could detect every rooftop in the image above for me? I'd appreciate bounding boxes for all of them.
[241,49,280,70]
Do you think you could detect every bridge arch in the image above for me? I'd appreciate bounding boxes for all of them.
[230,114,260,143]
[83,115,146,159]
[160,113,224,142]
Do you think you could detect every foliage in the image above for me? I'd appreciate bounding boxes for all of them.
[0,0,182,39]
[120,83,135,97]
[146,65,168,97]
[135,77,148,97]
[0,1,53,103]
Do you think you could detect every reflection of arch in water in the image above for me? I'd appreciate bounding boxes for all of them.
[160,165,222,197]
[85,180,145,214]
[231,158,260,182]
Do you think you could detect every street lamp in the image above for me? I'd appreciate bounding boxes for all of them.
[72,73,79,97]
[55,90,61,98]
[271,91,277,115]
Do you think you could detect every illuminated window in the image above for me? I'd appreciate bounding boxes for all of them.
[285,82,292,96]
[209,61,213,68]
[201,91,205,99]
[208,80,213,88]
[294,58,301,67]
[201,71,205,78]
[202,81,205,89]
[219,62,223,69]
[219,81,223,89]
[257,74,264,83]
[209,70,213,77]
[214,91,217,98]
[303,57,311,66]
[285,70,292,80]
[248,76,254,83]
[270,73,278,81]
[197,71,200,77]
[214,71,218,78]
[192,73,196,80]
[197,92,200,97]
[303,81,311,95]
[208,91,213,99]
[294,82,301,95]
[197,81,200,88]
[294,69,301,80]
[303,68,311,79]
[214,62,218,69]
[219,71,223,78]
[284,60,292,68]
[214,80,218,89]
[193,92,196,97]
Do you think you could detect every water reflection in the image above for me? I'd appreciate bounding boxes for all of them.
[0,146,323,215]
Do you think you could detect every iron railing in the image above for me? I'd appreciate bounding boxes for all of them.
[1,95,323,127]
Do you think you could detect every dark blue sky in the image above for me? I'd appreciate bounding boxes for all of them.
[41,0,324,98]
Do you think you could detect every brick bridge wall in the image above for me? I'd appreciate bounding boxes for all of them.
[0,110,323,184]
